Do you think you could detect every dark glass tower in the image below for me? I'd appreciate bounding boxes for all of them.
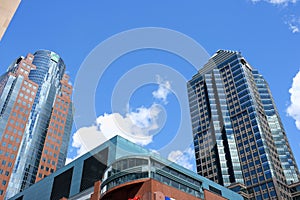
[187,50,300,199]
[0,50,73,199]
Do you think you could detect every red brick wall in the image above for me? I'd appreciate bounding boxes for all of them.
[100,178,202,200]
[90,181,101,200]
[204,189,227,200]
[0,55,37,200]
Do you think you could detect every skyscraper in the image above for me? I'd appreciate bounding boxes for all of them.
[187,50,300,199]
[0,50,73,199]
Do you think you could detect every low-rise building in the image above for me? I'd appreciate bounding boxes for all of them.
[9,136,243,200]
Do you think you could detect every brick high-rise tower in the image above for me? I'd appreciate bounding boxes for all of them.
[0,50,73,199]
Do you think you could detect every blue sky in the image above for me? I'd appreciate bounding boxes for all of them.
[0,0,300,170]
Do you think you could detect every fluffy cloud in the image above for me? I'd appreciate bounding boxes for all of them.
[269,0,297,4]
[152,75,171,104]
[65,125,109,164]
[287,70,300,130]
[168,147,196,171]
[251,0,297,5]
[66,104,163,164]
[251,1,300,33]
[71,126,107,155]
[97,104,162,146]
[65,157,74,164]
[126,105,161,129]
[66,77,173,164]
[288,24,300,33]
[285,15,300,33]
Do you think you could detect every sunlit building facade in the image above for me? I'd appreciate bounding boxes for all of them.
[0,50,73,199]
[187,50,300,199]
[9,136,243,200]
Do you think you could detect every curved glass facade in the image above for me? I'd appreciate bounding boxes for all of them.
[101,156,204,199]
[4,50,73,199]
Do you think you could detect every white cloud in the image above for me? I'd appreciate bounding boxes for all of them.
[66,125,108,164]
[65,158,74,165]
[269,0,297,4]
[66,103,163,164]
[285,15,300,33]
[66,76,172,165]
[251,0,297,5]
[127,105,161,129]
[288,24,300,33]
[152,75,171,104]
[287,70,300,130]
[97,104,162,146]
[168,147,195,171]
[251,1,300,33]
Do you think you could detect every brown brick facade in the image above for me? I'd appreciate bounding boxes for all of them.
[98,178,226,200]
[203,189,227,200]
[0,54,37,200]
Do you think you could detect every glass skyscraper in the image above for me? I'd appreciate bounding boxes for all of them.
[0,50,73,199]
[187,50,300,199]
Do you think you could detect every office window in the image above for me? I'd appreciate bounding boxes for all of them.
[50,167,73,200]
[80,148,108,191]
[2,180,6,186]
[209,185,222,195]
